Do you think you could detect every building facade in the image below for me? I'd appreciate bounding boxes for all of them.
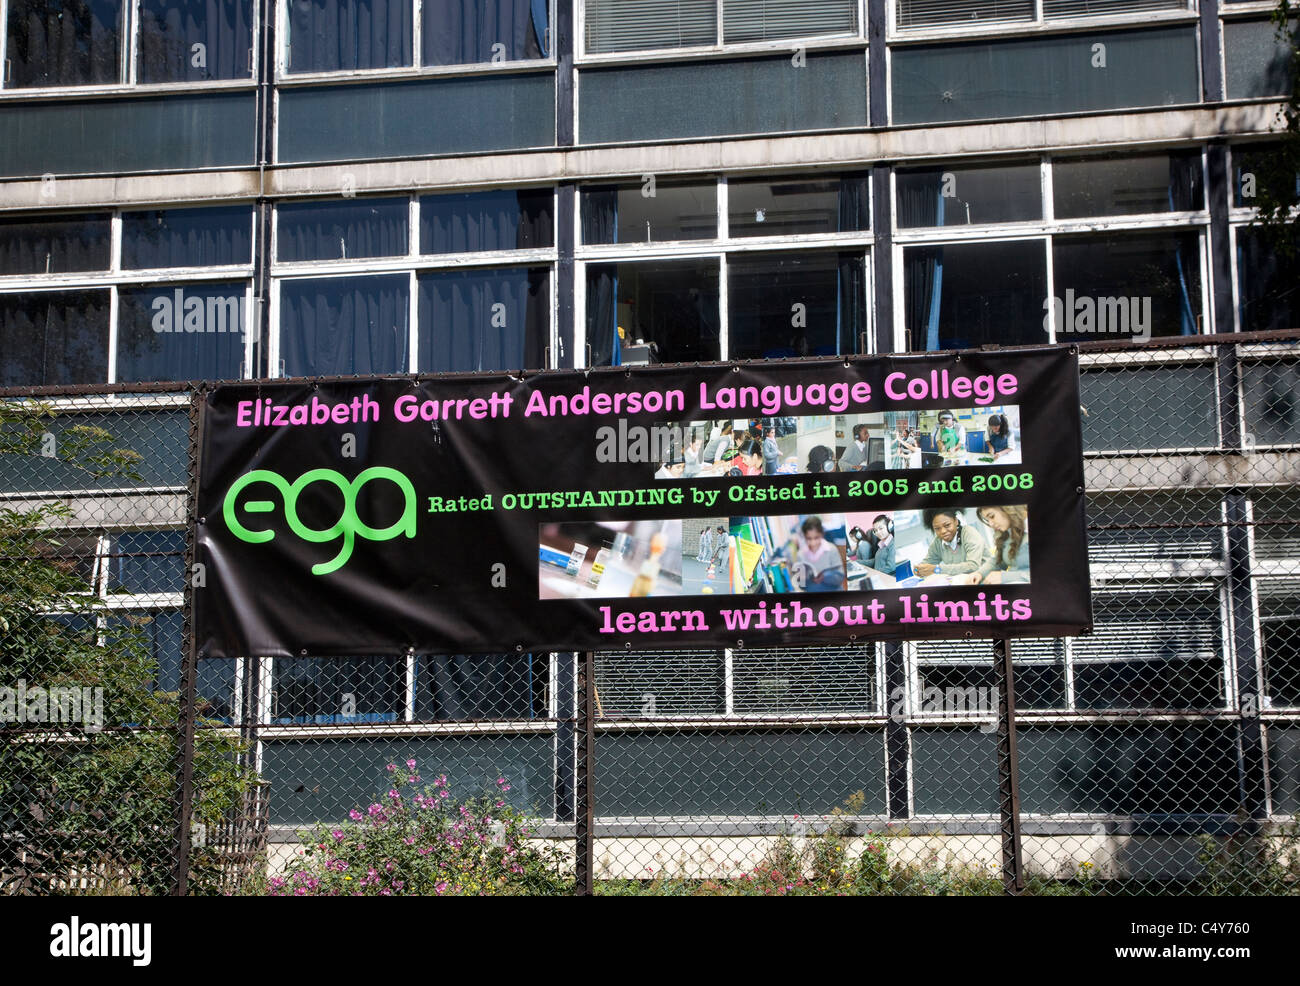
[1,0,1298,877]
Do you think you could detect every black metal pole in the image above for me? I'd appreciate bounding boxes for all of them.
[574,650,595,896]
[173,387,206,895]
[993,637,1025,894]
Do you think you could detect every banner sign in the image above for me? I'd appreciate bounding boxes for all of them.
[194,348,1091,658]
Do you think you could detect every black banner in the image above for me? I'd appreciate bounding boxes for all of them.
[194,348,1090,657]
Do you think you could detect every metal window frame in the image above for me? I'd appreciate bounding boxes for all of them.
[0,0,261,98]
[276,0,559,82]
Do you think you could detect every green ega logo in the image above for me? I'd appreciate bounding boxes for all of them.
[222,468,416,575]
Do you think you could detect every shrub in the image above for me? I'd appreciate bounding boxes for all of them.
[270,762,569,896]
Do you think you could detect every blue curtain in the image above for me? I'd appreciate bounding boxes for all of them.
[279,274,410,376]
[0,213,110,274]
[419,189,552,253]
[277,198,408,262]
[899,177,945,350]
[422,0,549,65]
[121,206,253,269]
[116,282,246,382]
[0,289,109,385]
[5,0,123,86]
[417,267,547,372]
[137,0,254,82]
[288,0,413,73]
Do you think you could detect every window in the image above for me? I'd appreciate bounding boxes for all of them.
[891,27,1200,125]
[727,174,869,237]
[594,650,725,715]
[417,266,549,373]
[1236,227,1300,334]
[581,181,716,245]
[117,281,248,382]
[1052,150,1203,218]
[1260,586,1300,708]
[415,653,548,720]
[896,163,1041,227]
[1073,591,1225,710]
[284,0,552,74]
[895,0,1191,33]
[136,0,254,82]
[0,213,111,275]
[902,240,1048,350]
[272,656,407,724]
[0,206,255,386]
[584,0,856,55]
[1052,230,1202,341]
[2,0,255,89]
[278,274,411,376]
[122,206,253,270]
[585,258,720,366]
[726,250,866,359]
[276,197,409,262]
[420,188,553,254]
[0,289,110,385]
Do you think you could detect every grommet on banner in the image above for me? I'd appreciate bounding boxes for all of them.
[299,649,307,656]
[515,644,523,651]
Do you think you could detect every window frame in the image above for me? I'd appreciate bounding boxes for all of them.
[576,0,868,66]
[274,0,559,84]
[574,171,876,366]
[886,0,1200,44]
[0,0,260,97]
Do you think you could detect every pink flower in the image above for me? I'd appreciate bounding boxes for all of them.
[332,830,344,840]
[386,764,396,772]
[406,759,416,768]
[436,881,448,894]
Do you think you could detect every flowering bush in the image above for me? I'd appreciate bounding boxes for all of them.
[268,762,569,896]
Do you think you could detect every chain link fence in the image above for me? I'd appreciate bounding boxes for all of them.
[2,332,1298,895]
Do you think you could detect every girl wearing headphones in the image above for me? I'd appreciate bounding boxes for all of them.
[849,515,896,575]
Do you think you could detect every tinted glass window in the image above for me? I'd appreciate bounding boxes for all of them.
[1053,150,1203,218]
[5,0,123,87]
[417,266,548,373]
[586,259,720,366]
[277,198,409,262]
[0,289,110,385]
[423,0,550,65]
[1236,227,1300,333]
[728,174,869,237]
[117,282,247,382]
[122,206,253,269]
[1052,230,1202,341]
[896,163,1041,227]
[0,213,111,274]
[279,274,410,376]
[903,240,1047,350]
[137,0,254,82]
[420,189,553,254]
[582,181,716,244]
[286,0,413,73]
[727,251,866,360]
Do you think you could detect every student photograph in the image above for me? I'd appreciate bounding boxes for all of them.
[932,411,966,457]
[914,507,989,582]
[848,514,896,575]
[654,455,685,480]
[890,419,921,470]
[794,515,846,592]
[762,426,781,475]
[985,414,1017,462]
[807,445,838,474]
[976,505,1030,584]
[734,439,765,476]
[839,423,871,471]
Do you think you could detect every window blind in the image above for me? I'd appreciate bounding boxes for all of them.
[896,0,1034,30]
[723,0,858,44]
[585,0,717,54]
[1043,0,1189,18]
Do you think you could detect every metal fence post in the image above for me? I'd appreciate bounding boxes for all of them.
[173,386,206,895]
[574,650,595,895]
[993,637,1025,894]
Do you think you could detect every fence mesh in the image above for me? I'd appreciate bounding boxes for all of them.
[2,334,1299,895]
